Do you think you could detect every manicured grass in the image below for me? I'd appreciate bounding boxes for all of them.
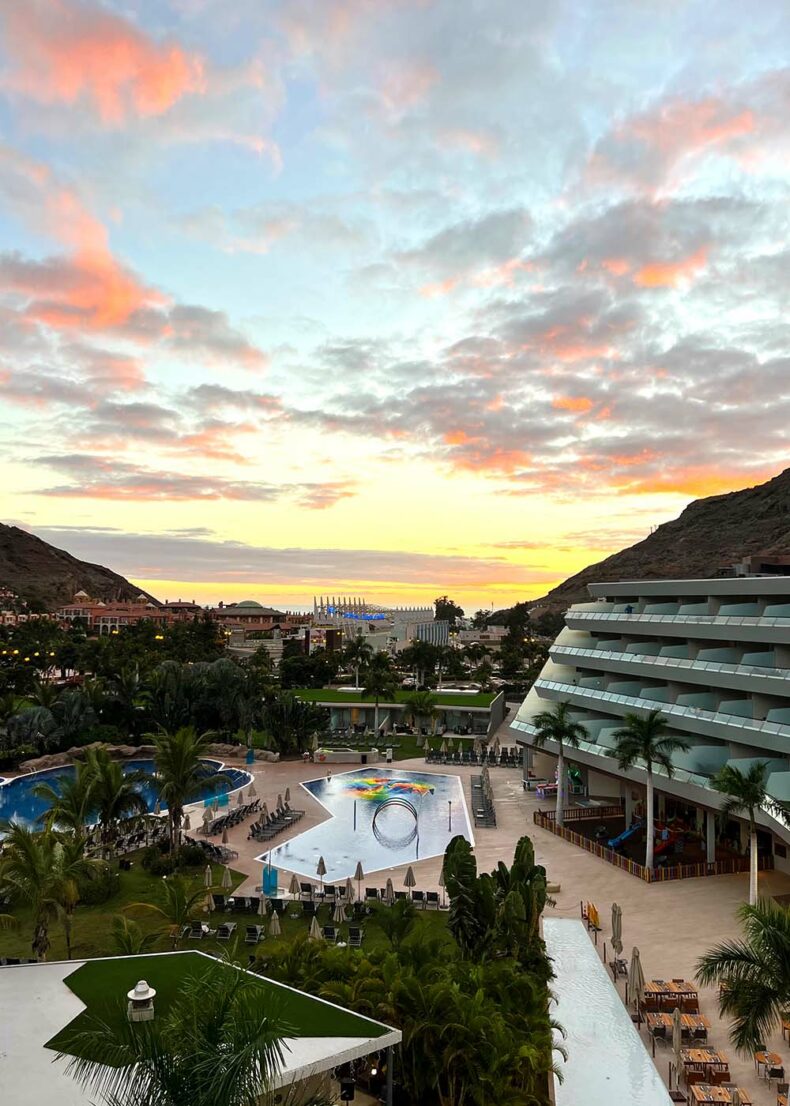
[47,951,390,1059]
[295,688,497,708]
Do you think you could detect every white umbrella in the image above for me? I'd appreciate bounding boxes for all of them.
[204,864,213,889]
[289,873,301,898]
[403,866,416,889]
[276,793,283,810]
[440,739,447,754]
[258,895,269,917]
[311,732,319,752]
[221,865,233,891]
[269,911,281,937]
[248,780,257,798]
[492,736,501,757]
[236,789,244,806]
[221,827,229,844]
[473,736,482,757]
[183,812,191,832]
[447,738,455,752]
[384,878,394,905]
[354,861,364,900]
[317,856,327,892]
[611,902,623,956]
[345,876,355,903]
[154,799,161,817]
[202,807,212,827]
[309,915,322,941]
[627,947,645,1014]
[333,900,346,924]
[261,801,269,819]
[439,869,446,908]
[671,1006,683,1085]
[285,787,291,803]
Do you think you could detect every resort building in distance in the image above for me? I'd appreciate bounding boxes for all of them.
[512,576,790,874]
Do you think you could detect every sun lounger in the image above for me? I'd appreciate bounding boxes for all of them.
[245,925,263,944]
[411,890,426,908]
[322,925,337,943]
[425,891,440,909]
[348,926,364,948]
[217,922,237,941]
[188,921,205,940]
[211,893,226,912]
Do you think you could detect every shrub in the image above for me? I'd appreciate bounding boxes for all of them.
[141,845,175,877]
[176,843,206,868]
[78,866,120,904]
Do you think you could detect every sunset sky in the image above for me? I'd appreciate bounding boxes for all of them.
[1,0,788,612]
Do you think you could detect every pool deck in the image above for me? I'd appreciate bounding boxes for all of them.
[205,750,790,1106]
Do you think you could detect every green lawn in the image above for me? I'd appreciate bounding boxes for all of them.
[0,851,451,964]
[295,688,497,708]
[47,951,390,1060]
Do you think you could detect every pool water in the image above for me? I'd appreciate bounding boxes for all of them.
[257,767,473,882]
[0,759,251,833]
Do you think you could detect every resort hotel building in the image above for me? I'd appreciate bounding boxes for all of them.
[512,576,790,874]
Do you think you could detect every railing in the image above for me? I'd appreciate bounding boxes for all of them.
[533,809,773,883]
[550,644,790,684]
[566,610,790,628]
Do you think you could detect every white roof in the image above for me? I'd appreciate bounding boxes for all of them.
[0,954,400,1104]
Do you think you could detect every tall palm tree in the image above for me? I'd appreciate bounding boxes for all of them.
[697,898,790,1052]
[110,915,159,956]
[148,726,224,850]
[33,759,95,838]
[361,654,398,738]
[343,636,373,688]
[532,702,588,826]
[85,747,150,850]
[0,824,100,959]
[402,690,438,734]
[60,968,293,1106]
[610,710,690,870]
[125,876,209,947]
[711,762,790,905]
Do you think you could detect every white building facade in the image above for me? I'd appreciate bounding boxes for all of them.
[511,577,790,873]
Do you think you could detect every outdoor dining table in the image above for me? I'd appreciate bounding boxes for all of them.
[645,979,700,1010]
[688,1084,752,1105]
[646,1012,710,1033]
[680,1048,730,1073]
[778,1094,788,1106]
[754,1049,782,1075]
[782,1019,790,1042]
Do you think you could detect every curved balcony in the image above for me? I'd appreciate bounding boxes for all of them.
[565,609,790,645]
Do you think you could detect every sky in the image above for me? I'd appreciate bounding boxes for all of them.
[1,0,789,613]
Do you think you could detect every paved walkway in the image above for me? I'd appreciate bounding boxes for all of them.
[200,754,790,1105]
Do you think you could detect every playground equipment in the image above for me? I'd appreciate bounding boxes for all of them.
[607,820,644,850]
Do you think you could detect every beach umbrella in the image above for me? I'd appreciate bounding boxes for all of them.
[440,739,447,754]
[289,873,301,899]
[259,895,269,917]
[202,807,212,827]
[154,799,161,817]
[183,812,191,832]
[257,811,267,827]
[262,801,269,819]
[269,911,281,937]
[236,789,244,806]
[492,736,501,757]
[403,866,416,890]
[354,861,364,900]
[221,865,233,891]
[309,915,323,941]
[221,827,229,844]
[447,737,455,752]
[285,787,291,803]
[473,736,482,757]
[384,878,394,905]
[627,947,645,1014]
[611,903,623,956]
[276,793,283,811]
[248,780,257,798]
[204,864,213,889]
[345,876,355,903]
[311,731,319,752]
[333,900,346,924]
[439,869,446,908]
[317,856,327,894]
[212,799,220,814]
[672,1006,683,1085]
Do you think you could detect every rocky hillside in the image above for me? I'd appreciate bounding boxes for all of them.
[0,524,159,610]
[532,467,790,610]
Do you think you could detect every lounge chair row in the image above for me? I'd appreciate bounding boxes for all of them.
[203,799,261,837]
[471,776,497,828]
[183,834,238,863]
[248,803,305,841]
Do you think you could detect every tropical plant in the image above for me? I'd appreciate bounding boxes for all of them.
[531,701,588,826]
[697,898,790,1052]
[400,639,438,687]
[402,690,438,733]
[60,967,294,1106]
[84,747,150,850]
[370,898,418,949]
[610,710,690,870]
[148,726,224,849]
[124,875,210,946]
[0,824,100,959]
[33,758,95,837]
[343,636,373,688]
[711,762,790,904]
[361,653,398,737]
[109,915,159,956]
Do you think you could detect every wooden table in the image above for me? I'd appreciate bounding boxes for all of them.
[754,1049,782,1075]
[646,1012,710,1032]
[778,1094,788,1106]
[681,1048,729,1069]
[782,1018,790,1042]
[688,1086,751,1105]
[644,979,700,1010]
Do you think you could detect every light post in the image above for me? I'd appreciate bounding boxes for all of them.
[448,799,452,831]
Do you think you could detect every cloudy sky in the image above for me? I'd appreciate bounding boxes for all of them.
[1,0,788,611]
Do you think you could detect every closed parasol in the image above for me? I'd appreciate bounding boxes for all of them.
[221,865,233,891]
[289,873,301,898]
[308,915,323,941]
[269,911,281,937]
[403,866,416,889]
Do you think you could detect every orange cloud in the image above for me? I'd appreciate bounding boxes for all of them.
[552,395,594,413]
[437,128,499,158]
[3,0,204,124]
[628,99,755,159]
[634,245,708,289]
[601,257,631,276]
[420,276,459,298]
[615,464,778,498]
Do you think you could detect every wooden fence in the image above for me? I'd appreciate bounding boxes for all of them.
[533,808,773,883]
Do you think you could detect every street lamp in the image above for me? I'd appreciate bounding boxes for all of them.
[448,799,452,831]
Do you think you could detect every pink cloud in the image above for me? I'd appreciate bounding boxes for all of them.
[634,245,708,289]
[3,0,205,124]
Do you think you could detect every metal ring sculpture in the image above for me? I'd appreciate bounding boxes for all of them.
[371,796,419,849]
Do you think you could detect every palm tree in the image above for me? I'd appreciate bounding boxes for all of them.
[0,824,100,959]
[33,759,95,838]
[711,762,790,905]
[532,702,588,826]
[361,654,398,738]
[402,690,438,734]
[343,636,373,688]
[84,747,150,850]
[697,898,790,1052]
[110,915,160,956]
[149,726,225,850]
[610,710,690,870]
[125,875,209,947]
[26,679,60,711]
[60,967,292,1106]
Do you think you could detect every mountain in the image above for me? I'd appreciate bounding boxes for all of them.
[531,467,790,610]
[0,524,159,610]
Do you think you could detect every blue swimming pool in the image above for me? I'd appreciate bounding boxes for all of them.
[257,767,473,882]
[0,759,252,833]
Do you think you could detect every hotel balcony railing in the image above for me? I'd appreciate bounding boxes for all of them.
[550,645,790,686]
[532,676,790,743]
[566,610,790,628]
[513,716,786,819]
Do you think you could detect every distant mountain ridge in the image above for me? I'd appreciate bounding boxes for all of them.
[0,524,159,610]
[531,467,790,610]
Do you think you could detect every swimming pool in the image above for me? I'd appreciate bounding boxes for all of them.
[0,759,252,833]
[257,767,473,882]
